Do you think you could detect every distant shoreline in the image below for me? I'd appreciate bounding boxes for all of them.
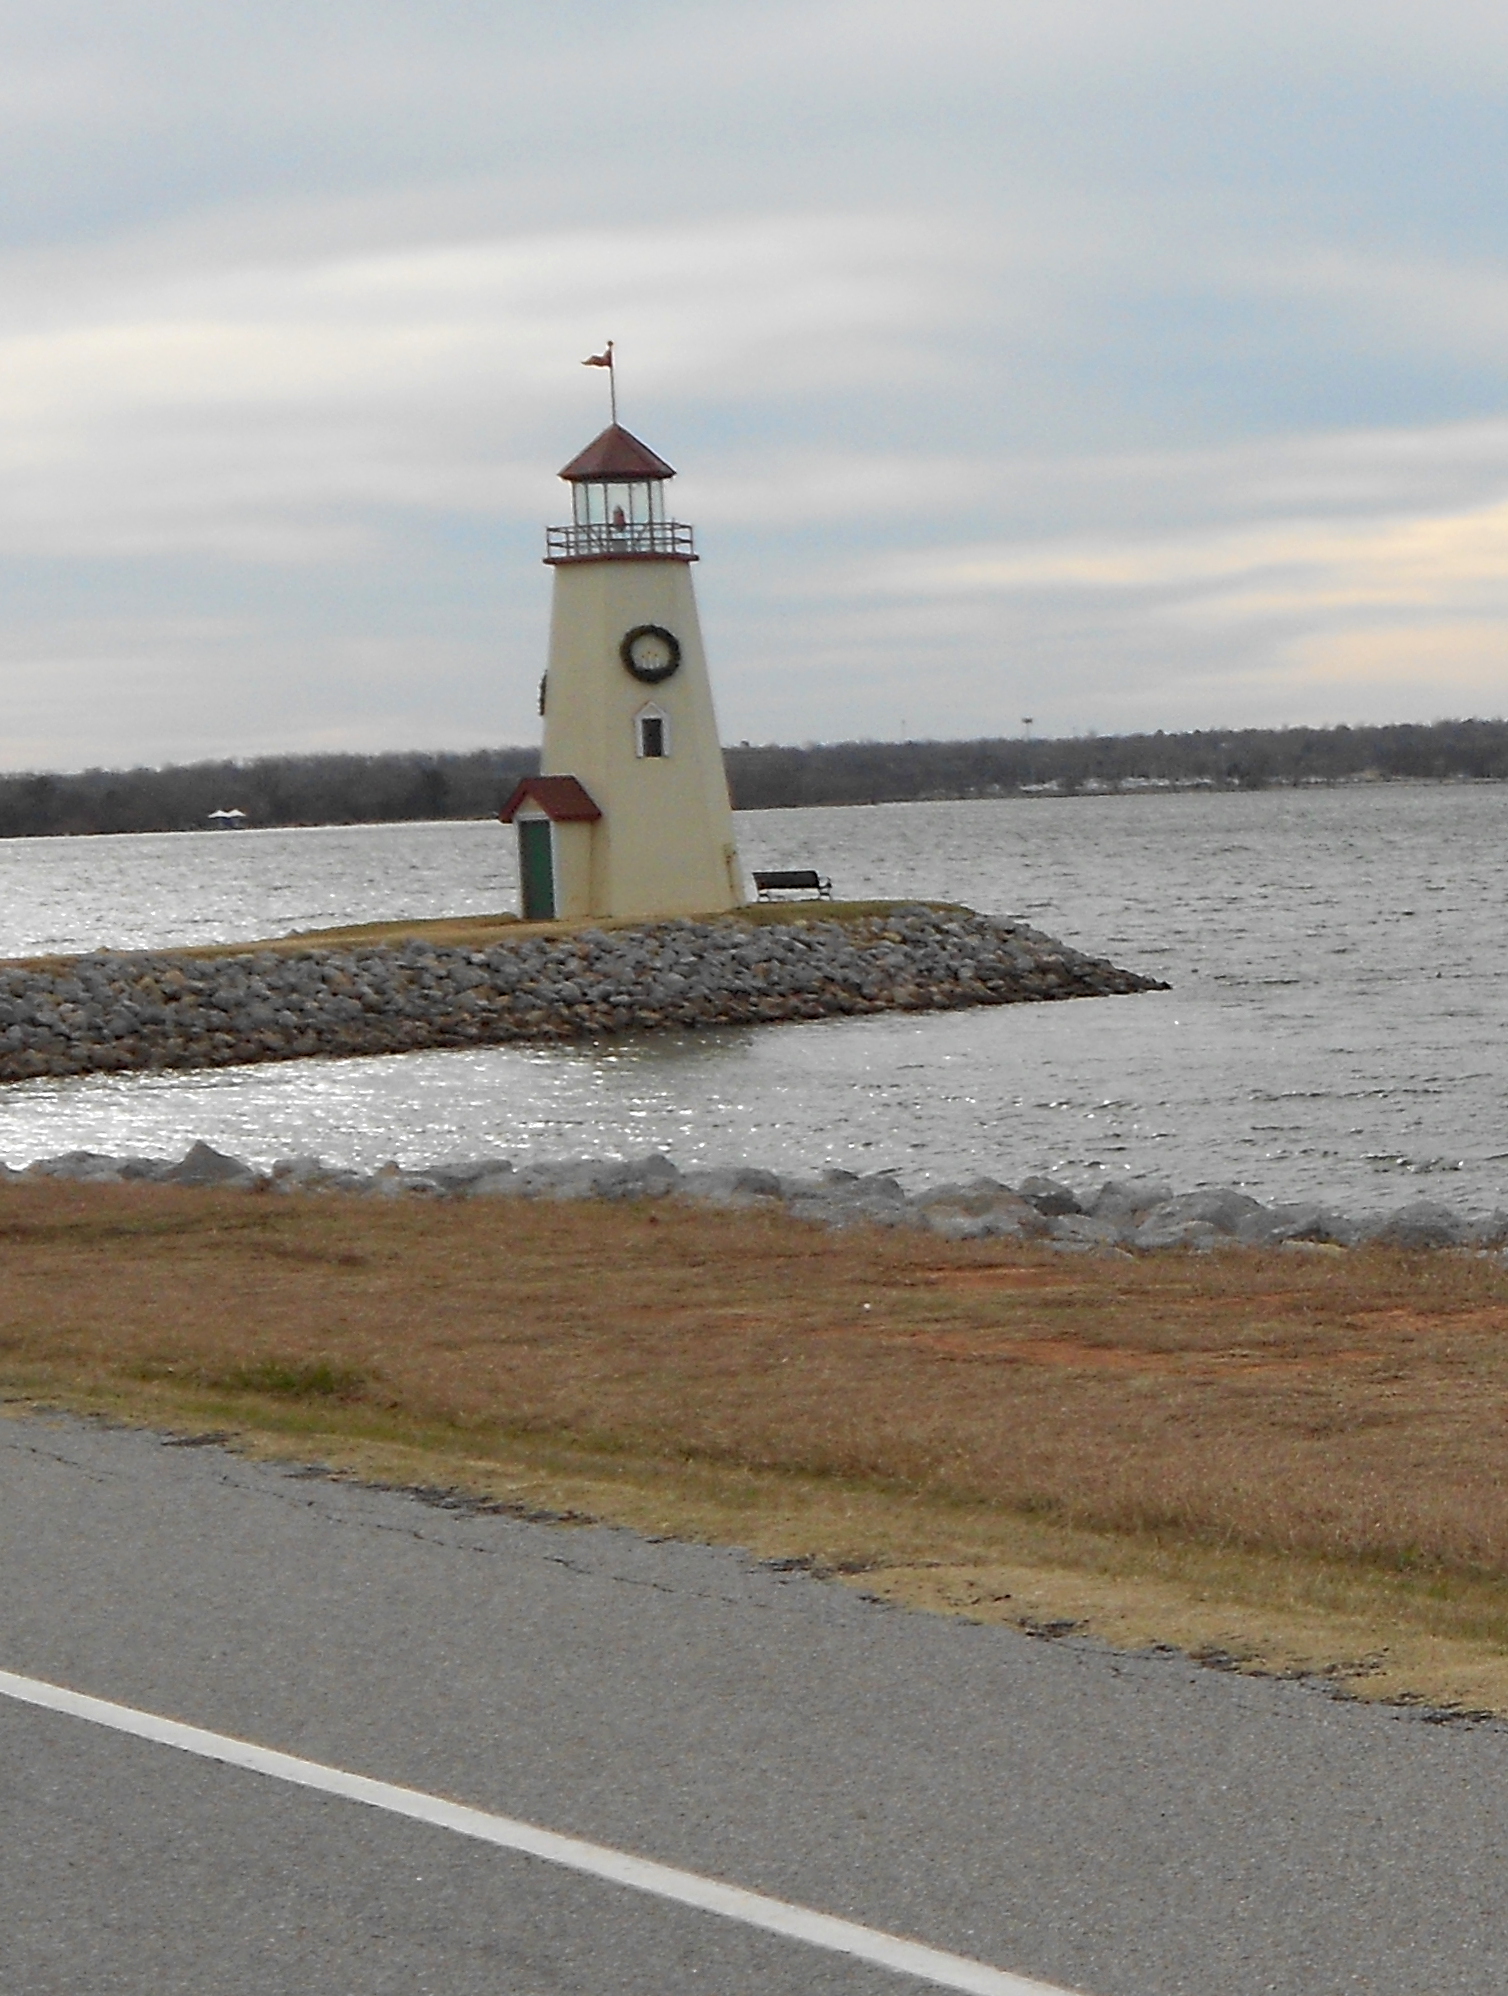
[1,769,1506,845]
[1,717,1505,837]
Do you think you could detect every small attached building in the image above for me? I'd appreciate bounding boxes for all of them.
[499,775,602,923]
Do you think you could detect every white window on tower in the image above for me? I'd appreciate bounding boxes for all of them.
[635,705,670,758]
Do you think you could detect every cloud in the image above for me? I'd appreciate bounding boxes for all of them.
[0,609,514,768]
[890,499,1508,611]
[1281,622,1508,698]
[877,463,1508,653]
[3,3,1508,764]
[728,421,1508,737]
[0,208,987,565]
[1228,245,1508,369]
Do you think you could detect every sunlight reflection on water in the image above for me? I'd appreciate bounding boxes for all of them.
[1,787,1504,1208]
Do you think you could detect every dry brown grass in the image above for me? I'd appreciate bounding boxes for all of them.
[237,897,964,954]
[7,1181,1508,1709]
[0,897,967,970]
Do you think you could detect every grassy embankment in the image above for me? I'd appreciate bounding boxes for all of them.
[6,1179,1508,1714]
[8,900,961,974]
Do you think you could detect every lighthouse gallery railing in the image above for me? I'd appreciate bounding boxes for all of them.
[545,521,697,561]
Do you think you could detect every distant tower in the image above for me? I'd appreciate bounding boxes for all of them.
[502,413,745,922]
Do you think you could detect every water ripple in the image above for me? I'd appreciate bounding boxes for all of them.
[0,787,1505,1207]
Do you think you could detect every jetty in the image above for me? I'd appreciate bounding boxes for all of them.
[0,902,1164,1085]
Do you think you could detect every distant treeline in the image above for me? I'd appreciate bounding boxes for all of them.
[0,749,539,839]
[1,719,1505,837]
[724,718,1508,808]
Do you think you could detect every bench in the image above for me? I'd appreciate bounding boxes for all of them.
[753,868,832,901]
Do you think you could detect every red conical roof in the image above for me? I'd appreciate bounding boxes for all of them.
[558,424,676,482]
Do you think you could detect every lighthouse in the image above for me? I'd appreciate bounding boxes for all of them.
[501,411,746,924]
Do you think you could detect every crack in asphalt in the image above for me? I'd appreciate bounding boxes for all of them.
[0,1411,811,1616]
[7,1408,1505,1732]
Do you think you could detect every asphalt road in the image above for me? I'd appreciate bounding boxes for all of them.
[3,1413,1508,1995]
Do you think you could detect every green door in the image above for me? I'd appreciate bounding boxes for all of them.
[518,818,556,920]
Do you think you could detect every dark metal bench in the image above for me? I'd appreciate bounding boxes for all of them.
[753,868,832,901]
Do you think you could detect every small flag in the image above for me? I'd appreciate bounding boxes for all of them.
[582,344,614,368]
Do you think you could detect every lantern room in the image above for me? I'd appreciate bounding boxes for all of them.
[544,424,696,564]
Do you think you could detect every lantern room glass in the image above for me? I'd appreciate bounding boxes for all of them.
[571,479,667,533]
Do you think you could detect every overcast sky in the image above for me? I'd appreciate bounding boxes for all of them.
[3,1,1508,770]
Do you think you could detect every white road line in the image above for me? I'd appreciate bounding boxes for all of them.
[1,1666,1080,1996]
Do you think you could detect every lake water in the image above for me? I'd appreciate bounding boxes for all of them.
[0,786,1504,1214]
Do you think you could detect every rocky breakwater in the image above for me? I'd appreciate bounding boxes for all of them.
[9,1143,1506,1253]
[0,906,1164,1084]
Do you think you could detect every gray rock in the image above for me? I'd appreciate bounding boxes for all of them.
[787,1192,910,1230]
[25,1151,126,1184]
[846,1171,908,1204]
[1047,1214,1126,1246]
[590,1155,680,1200]
[422,1158,515,1192]
[773,1175,836,1203]
[506,1154,679,1202]
[464,1170,524,1198]
[921,1176,1014,1213]
[1113,1188,1272,1248]
[508,1160,599,1199]
[1130,1215,1223,1251]
[1239,1201,1354,1246]
[922,1209,1034,1241]
[1137,1188,1266,1235]
[164,1141,259,1188]
[676,1166,784,1207]
[1086,1179,1175,1223]
[314,1169,378,1195]
[917,1173,1045,1221]
[1016,1175,1084,1217]
[375,1172,446,1198]
[1360,1201,1470,1249]
[915,1179,1049,1238]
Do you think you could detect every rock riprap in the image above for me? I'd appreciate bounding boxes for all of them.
[6,1142,1505,1253]
[0,906,1164,1084]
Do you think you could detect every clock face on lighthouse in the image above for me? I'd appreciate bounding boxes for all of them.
[620,624,682,684]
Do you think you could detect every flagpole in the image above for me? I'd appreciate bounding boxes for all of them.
[581,342,617,422]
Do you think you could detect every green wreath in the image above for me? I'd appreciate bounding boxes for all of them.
[620,624,683,684]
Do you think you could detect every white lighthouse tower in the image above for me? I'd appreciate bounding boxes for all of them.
[502,403,746,923]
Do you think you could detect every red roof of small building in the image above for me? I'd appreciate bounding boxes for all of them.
[499,775,603,823]
[558,424,676,482]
